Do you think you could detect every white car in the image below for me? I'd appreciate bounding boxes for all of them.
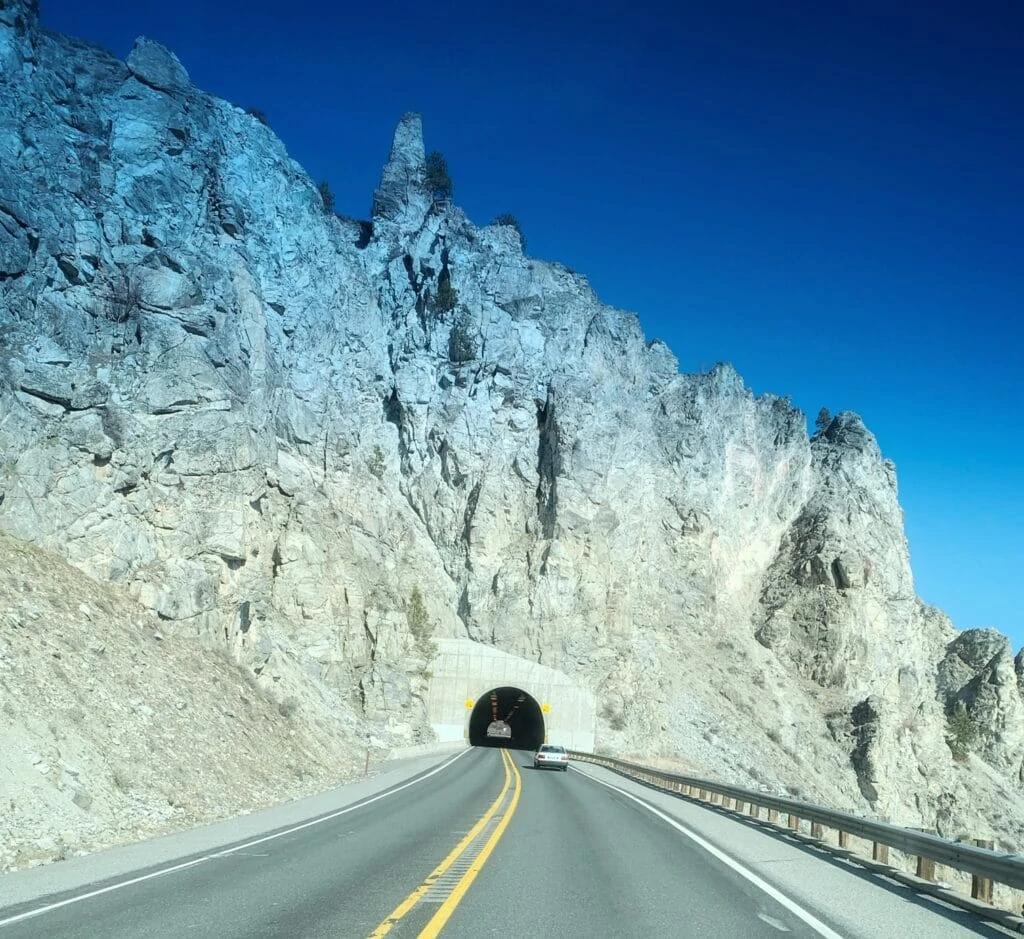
[534,744,569,771]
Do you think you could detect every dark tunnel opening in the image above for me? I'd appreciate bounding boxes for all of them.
[468,686,545,750]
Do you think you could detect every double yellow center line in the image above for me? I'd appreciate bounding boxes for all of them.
[368,748,522,938]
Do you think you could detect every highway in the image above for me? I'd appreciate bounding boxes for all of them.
[0,747,1013,938]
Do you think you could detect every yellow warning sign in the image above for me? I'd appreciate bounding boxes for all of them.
[465,699,474,709]
[541,703,550,713]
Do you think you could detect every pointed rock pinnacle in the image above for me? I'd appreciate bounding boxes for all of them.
[372,112,427,222]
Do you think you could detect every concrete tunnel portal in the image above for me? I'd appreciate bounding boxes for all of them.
[468,686,545,750]
[425,638,596,751]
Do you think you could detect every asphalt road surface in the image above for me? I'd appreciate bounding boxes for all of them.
[0,747,1013,938]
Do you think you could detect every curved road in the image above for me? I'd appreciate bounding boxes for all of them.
[0,748,1011,938]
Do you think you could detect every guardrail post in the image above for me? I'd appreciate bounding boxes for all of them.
[768,808,779,823]
[811,822,823,839]
[913,828,937,881]
[735,799,745,814]
[699,788,708,800]
[873,842,889,864]
[749,803,760,819]
[971,839,994,903]
[838,831,850,849]
[788,814,800,831]
[723,796,733,810]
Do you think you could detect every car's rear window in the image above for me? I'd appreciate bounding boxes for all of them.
[540,745,565,752]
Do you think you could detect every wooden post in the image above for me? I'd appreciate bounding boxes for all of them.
[838,831,850,849]
[722,796,732,810]
[768,808,779,823]
[735,800,745,814]
[972,839,994,904]
[873,842,889,864]
[788,814,800,831]
[811,821,823,839]
[912,828,937,881]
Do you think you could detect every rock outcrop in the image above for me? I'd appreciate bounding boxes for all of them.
[1,4,1022,867]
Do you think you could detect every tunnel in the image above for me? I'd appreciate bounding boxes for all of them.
[468,686,545,750]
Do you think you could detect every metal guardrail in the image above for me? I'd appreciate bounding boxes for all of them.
[570,751,1024,917]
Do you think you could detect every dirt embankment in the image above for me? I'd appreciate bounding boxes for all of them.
[0,533,363,871]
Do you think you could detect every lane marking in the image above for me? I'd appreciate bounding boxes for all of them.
[577,767,847,939]
[758,912,792,931]
[367,748,521,938]
[0,749,471,930]
[418,750,522,938]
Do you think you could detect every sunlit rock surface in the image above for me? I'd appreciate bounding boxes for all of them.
[1,5,1021,868]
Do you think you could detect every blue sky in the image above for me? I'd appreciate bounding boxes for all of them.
[40,0,1023,650]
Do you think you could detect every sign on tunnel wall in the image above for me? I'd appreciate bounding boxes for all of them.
[426,638,596,751]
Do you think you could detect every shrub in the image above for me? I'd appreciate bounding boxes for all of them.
[945,701,977,761]
[432,272,458,315]
[407,586,437,661]
[367,445,385,479]
[814,407,832,434]
[492,213,526,251]
[317,180,335,215]
[449,309,477,364]
[108,271,142,324]
[423,151,453,201]
[407,586,429,639]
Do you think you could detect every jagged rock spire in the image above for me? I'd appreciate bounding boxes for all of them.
[817,410,873,452]
[0,0,39,31]
[372,112,427,222]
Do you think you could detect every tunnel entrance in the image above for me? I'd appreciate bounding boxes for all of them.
[468,686,545,750]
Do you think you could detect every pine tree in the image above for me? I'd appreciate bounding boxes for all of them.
[317,180,335,215]
[423,151,453,201]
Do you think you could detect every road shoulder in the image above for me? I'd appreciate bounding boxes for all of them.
[0,744,467,912]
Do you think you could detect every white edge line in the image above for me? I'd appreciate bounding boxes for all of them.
[576,765,848,939]
[0,748,471,929]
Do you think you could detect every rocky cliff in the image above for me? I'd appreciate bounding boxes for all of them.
[1,0,1022,868]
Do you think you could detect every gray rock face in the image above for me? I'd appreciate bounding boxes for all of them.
[1,15,1022,864]
[939,629,1024,778]
[125,38,191,94]
[0,0,37,30]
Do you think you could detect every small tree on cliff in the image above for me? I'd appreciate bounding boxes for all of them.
[406,585,437,662]
[317,180,335,215]
[431,271,458,316]
[814,407,832,435]
[449,307,477,363]
[945,701,977,762]
[423,151,453,201]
